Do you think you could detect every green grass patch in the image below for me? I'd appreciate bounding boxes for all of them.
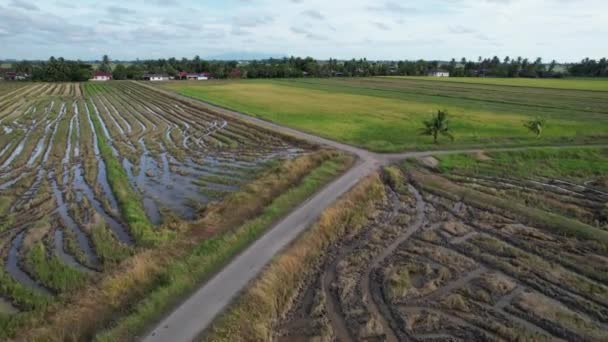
[162,78,608,152]
[94,155,351,341]
[0,270,51,311]
[438,148,608,182]
[86,95,158,246]
[91,223,132,266]
[25,242,87,292]
[384,76,608,92]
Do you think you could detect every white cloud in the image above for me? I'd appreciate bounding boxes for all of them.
[0,0,605,61]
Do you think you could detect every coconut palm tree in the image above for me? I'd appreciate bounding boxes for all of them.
[524,117,545,138]
[421,110,454,144]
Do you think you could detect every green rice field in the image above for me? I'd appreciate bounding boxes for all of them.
[386,76,608,92]
[163,77,608,152]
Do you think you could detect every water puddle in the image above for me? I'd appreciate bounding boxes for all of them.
[73,166,133,245]
[85,102,119,213]
[107,99,132,133]
[6,231,52,295]
[50,177,99,266]
[62,113,75,185]
[0,142,13,159]
[0,101,54,170]
[42,103,66,165]
[73,103,80,158]
[90,100,118,156]
[143,197,162,225]
[95,97,125,136]
[26,137,46,168]
[0,172,28,190]
[1,138,26,169]
[53,229,93,273]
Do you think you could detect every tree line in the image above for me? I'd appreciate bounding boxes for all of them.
[9,57,92,82]
[2,55,607,81]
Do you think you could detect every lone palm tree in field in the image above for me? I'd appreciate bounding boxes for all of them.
[421,110,454,144]
[524,117,545,138]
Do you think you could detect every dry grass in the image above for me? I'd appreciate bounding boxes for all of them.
[516,292,608,340]
[204,173,385,341]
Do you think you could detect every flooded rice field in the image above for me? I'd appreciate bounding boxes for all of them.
[0,81,303,312]
[277,163,608,342]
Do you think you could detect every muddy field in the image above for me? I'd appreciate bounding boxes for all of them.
[0,81,302,315]
[276,160,608,341]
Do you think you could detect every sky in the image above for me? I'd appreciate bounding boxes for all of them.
[0,0,606,62]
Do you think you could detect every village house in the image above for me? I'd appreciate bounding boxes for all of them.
[91,71,112,81]
[143,73,170,81]
[3,72,31,81]
[427,69,450,77]
[176,71,211,80]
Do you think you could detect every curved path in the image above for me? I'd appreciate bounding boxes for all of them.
[140,82,608,342]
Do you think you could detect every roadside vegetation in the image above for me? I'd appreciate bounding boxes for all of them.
[204,173,384,341]
[95,152,353,341]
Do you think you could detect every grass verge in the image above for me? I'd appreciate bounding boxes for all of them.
[203,173,385,341]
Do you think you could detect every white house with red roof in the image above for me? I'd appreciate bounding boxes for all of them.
[91,71,112,81]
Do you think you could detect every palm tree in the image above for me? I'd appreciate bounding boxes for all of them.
[421,110,454,144]
[524,117,545,138]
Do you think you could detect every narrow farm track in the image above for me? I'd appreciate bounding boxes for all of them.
[141,83,608,342]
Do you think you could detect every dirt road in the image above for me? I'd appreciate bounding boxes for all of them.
[141,83,608,342]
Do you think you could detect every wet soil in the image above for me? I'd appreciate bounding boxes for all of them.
[276,171,608,341]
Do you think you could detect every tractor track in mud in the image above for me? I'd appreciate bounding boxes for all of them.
[361,185,425,342]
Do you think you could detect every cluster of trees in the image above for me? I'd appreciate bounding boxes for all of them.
[2,56,607,82]
[444,56,563,78]
[568,58,608,77]
[109,56,240,80]
[10,58,92,82]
